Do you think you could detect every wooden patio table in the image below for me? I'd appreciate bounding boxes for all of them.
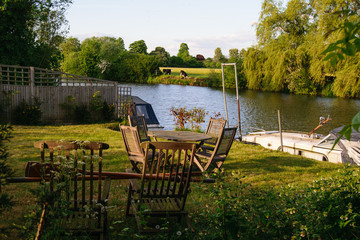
[148,130,212,143]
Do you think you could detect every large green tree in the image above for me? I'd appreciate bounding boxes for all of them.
[213,47,226,63]
[0,0,72,68]
[177,43,191,62]
[129,40,147,54]
[244,0,360,97]
[149,46,170,66]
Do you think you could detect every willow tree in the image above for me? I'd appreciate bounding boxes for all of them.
[309,0,360,97]
[246,0,313,93]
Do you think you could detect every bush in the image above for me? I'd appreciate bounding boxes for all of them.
[90,91,115,122]
[13,97,42,125]
[0,124,14,211]
[170,106,208,131]
[61,93,115,123]
[197,166,360,239]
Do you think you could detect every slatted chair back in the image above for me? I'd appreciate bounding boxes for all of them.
[213,127,237,157]
[34,140,110,239]
[204,118,227,145]
[195,126,237,172]
[126,141,197,233]
[120,125,146,173]
[128,115,150,142]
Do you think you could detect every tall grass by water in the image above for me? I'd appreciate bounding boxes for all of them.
[2,124,360,239]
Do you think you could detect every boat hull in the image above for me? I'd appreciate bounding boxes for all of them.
[243,131,343,164]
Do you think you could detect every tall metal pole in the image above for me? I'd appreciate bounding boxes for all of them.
[221,63,241,137]
[233,63,242,138]
[221,64,229,127]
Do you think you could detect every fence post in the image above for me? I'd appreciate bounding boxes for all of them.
[30,66,35,102]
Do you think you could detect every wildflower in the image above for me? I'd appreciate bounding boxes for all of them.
[177,231,182,236]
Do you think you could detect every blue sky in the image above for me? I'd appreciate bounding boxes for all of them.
[66,0,265,58]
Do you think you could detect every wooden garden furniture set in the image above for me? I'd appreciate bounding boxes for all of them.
[119,116,237,232]
[23,116,237,237]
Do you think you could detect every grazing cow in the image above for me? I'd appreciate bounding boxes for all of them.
[180,70,189,79]
[162,69,171,75]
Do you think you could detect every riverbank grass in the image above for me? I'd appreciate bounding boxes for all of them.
[1,124,357,239]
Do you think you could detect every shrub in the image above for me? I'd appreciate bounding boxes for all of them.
[13,97,42,125]
[170,106,208,131]
[169,106,192,130]
[197,166,360,239]
[0,124,14,211]
[90,91,115,122]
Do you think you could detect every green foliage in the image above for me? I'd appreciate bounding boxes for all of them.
[13,97,42,125]
[60,93,115,123]
[90,91,115,122]
[0,0,72,68]
[197,166,360,239]
[129,40,147,54]
[177,43,191,62]
[242,0,360,97]
[0,124,13,212]
[60,95,90,123]
[149,46,170,66]
[213,47,226,63]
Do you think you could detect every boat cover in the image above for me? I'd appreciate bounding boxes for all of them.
[132,96,160,125]
[330,126,360,165]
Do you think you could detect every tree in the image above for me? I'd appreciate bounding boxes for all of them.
[213,47,226,63]
[129,40,147,54]
[150,46,170,66]
[177,43,191,62]
[78,37,102,77]
[98,37,125,73]
[229,48,240,62]
[59,37,81,55]
[0,0,72,68]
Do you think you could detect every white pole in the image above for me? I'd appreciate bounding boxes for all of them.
[233,63,241,138]
[221,64,229,127]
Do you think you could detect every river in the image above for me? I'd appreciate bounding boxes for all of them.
[120,83,360,136]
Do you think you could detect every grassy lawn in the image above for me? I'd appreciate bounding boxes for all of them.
[1,123,355,239]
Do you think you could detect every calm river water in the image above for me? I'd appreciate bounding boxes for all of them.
[120,83,360,136]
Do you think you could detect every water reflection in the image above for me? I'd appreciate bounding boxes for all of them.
[120,83,360,135]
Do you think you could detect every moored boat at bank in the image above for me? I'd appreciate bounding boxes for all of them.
[243,126,360,165]
[132,96,164,130]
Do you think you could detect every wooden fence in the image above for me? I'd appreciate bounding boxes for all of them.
[0,64,132,123]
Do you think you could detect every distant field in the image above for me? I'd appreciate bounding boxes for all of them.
[159,67,221,75]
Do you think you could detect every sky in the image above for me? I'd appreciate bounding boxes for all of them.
[65,0,264,58]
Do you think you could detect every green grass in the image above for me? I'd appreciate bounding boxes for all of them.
[1,124,354,239]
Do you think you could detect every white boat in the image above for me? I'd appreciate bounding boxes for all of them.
[243,126,360,165]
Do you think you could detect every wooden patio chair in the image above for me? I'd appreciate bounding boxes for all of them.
[120,125,151,173]
[194,126,237,172]
[128,114,151,142]
[34,140,111,240]
[200,118,227,151]
[126,141,197,233]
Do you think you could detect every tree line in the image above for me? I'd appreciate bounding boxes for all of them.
[1,0,359,97]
